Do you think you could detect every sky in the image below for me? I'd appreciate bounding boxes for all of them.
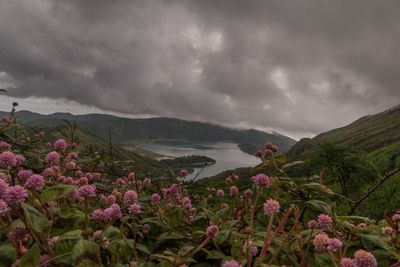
[1,0,400,140]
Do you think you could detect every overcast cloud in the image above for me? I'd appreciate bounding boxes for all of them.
[1,0,400,139]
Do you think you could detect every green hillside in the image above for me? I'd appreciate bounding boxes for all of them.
[0,110,296,155]
[287,104,400,161]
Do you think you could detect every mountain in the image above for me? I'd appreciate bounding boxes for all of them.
[0,110,296,154]
[286,104,400,161]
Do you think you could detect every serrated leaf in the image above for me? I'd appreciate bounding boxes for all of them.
[40,184,76,203]
[21,203,50,234]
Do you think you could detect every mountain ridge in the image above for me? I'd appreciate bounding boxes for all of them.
[286,104,400,160]
[0,110,296,154]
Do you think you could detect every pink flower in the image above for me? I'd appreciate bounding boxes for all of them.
[151,193,161,202]
[206,224,219,239]
[67,152,78,159]
[263,149,273,158]
[142,177,151,186]
[0,173,8,182]
[104,203,122,220]
[66,161,76,170]
[340,258,357,267]
[7,227,29,242]
[216,189,224,197]
[180,169,188,177]
[17,169,33,183]
[76,184,96,198]
[45,151,60,165]
[15,155,25,165]
[230,185,239,197]
[0,151,17,168]
[326,238,342,252]
[54,139,68,150]
[4,185,28,205]
[42,166,57,176]
[307,220,319,229]
[252,173,271,187]
[0,178,9,198]
[382,226,395,235]
[107,195,116,205]
[0,199,9,216]
[91,209,109,222]
[255,150,263,157]
[62,176,75,185]
[128,172,136,181]
[354,250,377,267]
[392,213,400,222]
[123,190,137,205]
[317,214,333,228]
[263,199,280,216]
[116,178,127,186]
[24,174,45,191]
[313,232,329,252]
[129,203,141,215]
[0,141,11,151]
[222,260,242,267]
[243,242,258,257]
[244,189,252,198]
[143,224,151,235]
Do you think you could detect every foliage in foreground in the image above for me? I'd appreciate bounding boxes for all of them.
[1,107,400,266]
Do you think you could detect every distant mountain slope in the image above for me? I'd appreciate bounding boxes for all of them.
[0,110,296,154]
[287,104,400,160]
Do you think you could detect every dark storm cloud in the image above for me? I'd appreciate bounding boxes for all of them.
[1,0,400,138]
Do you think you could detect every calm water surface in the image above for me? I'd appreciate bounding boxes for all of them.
[139,142,259,179]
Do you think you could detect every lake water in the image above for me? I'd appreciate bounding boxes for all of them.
[139,142,260,180]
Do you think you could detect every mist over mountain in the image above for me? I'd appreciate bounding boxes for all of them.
[0,110,296,154]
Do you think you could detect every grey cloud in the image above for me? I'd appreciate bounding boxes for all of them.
[0,0,400,139]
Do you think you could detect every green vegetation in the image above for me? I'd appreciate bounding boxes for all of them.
[0,110,296,155]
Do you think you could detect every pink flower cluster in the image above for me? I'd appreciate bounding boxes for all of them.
[313,232,342,253]
[317,213,333,228]
[222,260,241,267]
[263,199,280,216]
[0,151,17,168]
[206,224,219,239]
[340,250,377,267]
[24,174,45,191]
[252,173,271,187]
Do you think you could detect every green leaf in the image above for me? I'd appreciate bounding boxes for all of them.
[157,232,185,241]
[40,184,76,203]
[21,203,50,234]
[103,225,120,239]
[0,243,17,267]
[214,230,230,245]
[19,243,40,267]
[178,246,194,257]
[361,234,392,251]
[71,240,102,267]
[55,230,82,264]
[136,243,151,255]
[206,250,225,259]
[304,199,332,214]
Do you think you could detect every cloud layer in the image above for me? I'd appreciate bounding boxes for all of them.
[1,0,400,139]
